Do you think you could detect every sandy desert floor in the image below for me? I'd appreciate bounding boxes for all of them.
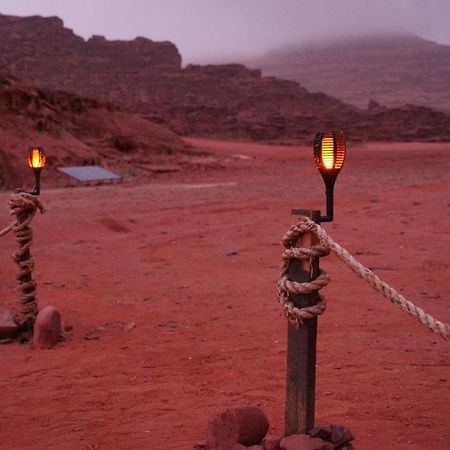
[1,138,449,450]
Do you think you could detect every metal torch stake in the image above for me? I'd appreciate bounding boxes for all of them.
[285,208,321,435]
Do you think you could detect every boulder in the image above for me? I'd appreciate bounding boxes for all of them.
[32,305,61,349]
[0,306,18,339]
[206,406,269,449]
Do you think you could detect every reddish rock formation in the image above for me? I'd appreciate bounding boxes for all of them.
[0,74,200,190]
[1,14,450,142]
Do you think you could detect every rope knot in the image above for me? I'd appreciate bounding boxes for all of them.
[278,215,449,341]
[2,191,45,331]
[278,216,330,328]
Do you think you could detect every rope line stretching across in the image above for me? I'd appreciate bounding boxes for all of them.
[278,216,450,342]
[1,192,45,329]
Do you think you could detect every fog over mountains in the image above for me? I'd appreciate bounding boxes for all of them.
[0,0,450,63]
[248,34,450,113]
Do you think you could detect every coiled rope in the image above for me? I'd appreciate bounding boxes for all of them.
[278,216,449,342]
[1,192,45,330]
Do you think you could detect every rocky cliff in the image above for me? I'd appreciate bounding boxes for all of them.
[0,74,199,190]
[1,14,450,142]
[0,14,181,104]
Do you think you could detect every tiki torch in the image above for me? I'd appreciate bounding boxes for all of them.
[27,147,46,195]
[313,131,346,222]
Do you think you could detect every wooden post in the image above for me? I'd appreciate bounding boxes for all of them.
[285,209,321,435]
[12,198,39,333]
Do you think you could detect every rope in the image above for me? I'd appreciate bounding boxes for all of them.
[0,222,13,237]
[4,192,45,330]
[279,216,450,342]
[278,220,330,328]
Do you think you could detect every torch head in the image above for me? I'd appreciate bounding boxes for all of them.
[313,131,346,190]
[27,147,46,195]
[28,147,46,171]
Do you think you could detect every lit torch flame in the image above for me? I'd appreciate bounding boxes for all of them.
[28,147,46,169]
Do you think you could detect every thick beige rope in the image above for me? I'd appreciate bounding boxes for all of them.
[0,222,13,237]
[2,192,45,329]
[278,220,331,327]
[279,216,450,342]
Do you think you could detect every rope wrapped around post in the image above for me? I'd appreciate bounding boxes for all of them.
[278,219,331,328]
[278,216,450,342]
[1,192,45,332]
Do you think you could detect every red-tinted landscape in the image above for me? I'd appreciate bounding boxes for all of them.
[0,12,449,450]
[1,139,449,449]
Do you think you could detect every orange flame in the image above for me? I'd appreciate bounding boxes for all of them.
[319,132,345,171]
[28,147,46,169]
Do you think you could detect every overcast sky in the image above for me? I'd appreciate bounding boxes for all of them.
[1,0,449,63]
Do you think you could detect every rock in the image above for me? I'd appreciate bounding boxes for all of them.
[233,406,269,445]
[32,306,61,349]
[263,435,282,450]
[0,306,18,339]
[206,408,239,450]
[279,434,333,450]
[206,406,269,449]
[309,424,354,447]
[123,321,136,331]
[84,325,107,340]
[1,14,448,144]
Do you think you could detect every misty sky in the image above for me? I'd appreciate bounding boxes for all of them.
[1,0,449,63]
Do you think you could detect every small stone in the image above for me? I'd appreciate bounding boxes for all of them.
[234,406,269,445]
[280,434,333,450]
[123,321,136,331]
[206,406,269,449]
[207,409,239,450]
[264,435,282,450]
[32,306,61,349]
[309,424,354,447]
[0,306,18,339]
[84,325,106,340]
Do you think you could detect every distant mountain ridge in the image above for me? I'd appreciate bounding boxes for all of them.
[1,14,450,143]
[248,34,450,113]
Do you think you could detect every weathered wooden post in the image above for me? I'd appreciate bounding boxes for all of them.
[12,147,46,335]
[10,193,44,332]
[285,209,321,435]
[284,131,346,435]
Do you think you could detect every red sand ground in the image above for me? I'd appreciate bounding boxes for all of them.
[1,139,449,450]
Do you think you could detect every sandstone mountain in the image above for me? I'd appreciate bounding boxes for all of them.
[1,14,450,143]
[248,34,450,113]
[0,74,200,190]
